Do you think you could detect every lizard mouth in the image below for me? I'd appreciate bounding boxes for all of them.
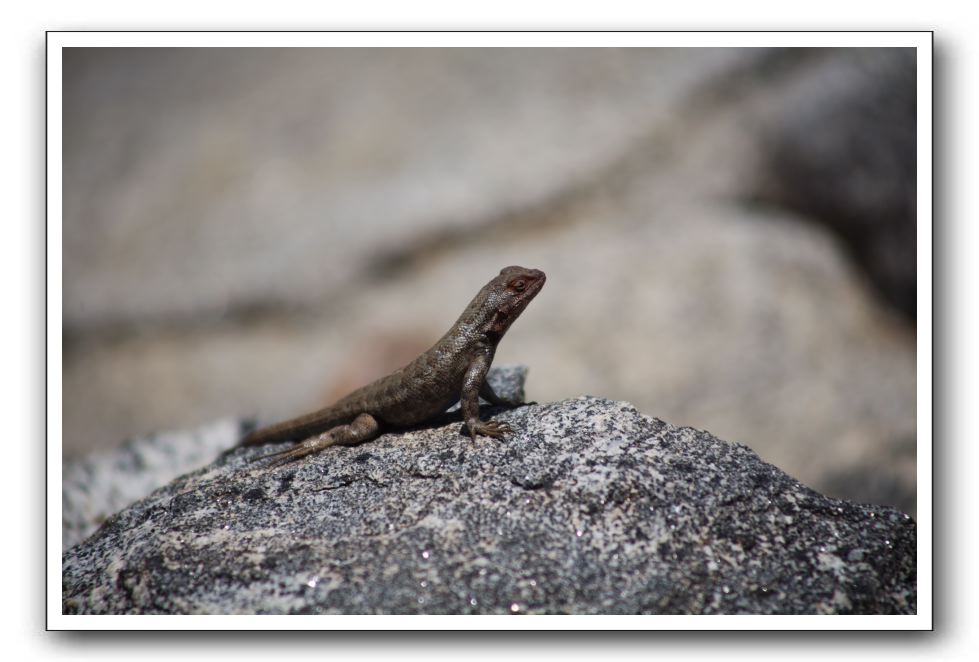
[525,270,546,298]
[512,270,545,312]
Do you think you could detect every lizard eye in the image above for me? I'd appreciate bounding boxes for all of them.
[510,279,526,291]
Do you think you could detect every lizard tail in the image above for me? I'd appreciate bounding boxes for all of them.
[234,405,355,448]
[237,420,302,447]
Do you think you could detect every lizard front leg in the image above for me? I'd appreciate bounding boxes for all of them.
[461,353,512,441]
[256,413,381,469]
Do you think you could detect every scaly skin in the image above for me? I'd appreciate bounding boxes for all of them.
[235,266,546,468]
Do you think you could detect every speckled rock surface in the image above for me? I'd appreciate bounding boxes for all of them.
[62,385,915,615]
[61,366,527,552]
[62,419,245,551]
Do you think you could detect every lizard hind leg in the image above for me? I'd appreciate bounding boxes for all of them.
[255,413,381,470]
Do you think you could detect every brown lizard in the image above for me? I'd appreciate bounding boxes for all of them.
[232,266,546,468]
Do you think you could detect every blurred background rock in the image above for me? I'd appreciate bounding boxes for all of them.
[62,47,917,516]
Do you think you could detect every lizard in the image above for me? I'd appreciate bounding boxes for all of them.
[230,265,546,468]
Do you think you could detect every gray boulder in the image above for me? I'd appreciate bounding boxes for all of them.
[62,418,244,551]
[757,48,917,319]
[62,370,915,615]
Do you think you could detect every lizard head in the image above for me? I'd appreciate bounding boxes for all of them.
[480,266,546,340]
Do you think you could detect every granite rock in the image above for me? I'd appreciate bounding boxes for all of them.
[63,378,915,615]
[62,366,527,551]
[62,48,753,329]
[62,419,244,551]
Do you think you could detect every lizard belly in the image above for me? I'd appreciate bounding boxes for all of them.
[372,389,459,427]
[366,365,463,427]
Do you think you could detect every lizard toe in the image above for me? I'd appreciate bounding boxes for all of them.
[494,421,513,436]
[473,420,512,439]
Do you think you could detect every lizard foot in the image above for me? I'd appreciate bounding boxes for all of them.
[250,414,381,470]
[467,419,512,441]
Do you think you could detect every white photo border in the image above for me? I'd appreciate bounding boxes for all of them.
[47,30,933,631]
